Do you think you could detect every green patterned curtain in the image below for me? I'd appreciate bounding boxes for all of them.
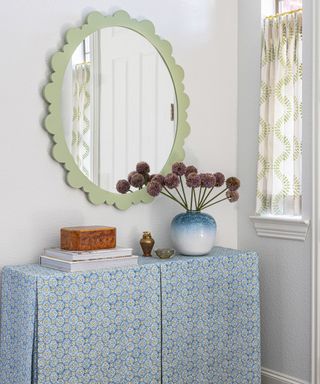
[72,63,91,178]
[256,11,302,216]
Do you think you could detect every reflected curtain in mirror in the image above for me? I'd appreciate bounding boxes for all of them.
[256,10,302,216]
[72,63,91,178]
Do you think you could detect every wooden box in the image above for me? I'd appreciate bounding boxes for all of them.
[60,226,116,251]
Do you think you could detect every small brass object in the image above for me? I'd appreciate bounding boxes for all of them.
[140,231,155,257]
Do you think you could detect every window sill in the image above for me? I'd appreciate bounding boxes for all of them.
[249,215,310,241]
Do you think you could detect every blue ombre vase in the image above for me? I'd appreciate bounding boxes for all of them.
[170,210,217,256]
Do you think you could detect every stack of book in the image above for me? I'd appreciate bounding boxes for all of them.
[40,247,138,272]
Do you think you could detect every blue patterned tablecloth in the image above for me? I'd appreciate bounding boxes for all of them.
[161,247,261,384]
[0,247,261,384]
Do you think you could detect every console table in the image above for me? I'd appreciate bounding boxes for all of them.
[0,247,261,384]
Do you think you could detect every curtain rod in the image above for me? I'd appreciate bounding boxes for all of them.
[265,8,303,20]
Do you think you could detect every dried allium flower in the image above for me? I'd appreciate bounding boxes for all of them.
[214,172,225,187]
[226,190,239,202]
[128,171,136,184]
[144,174,151,183]
[147,181,162,197]
[136,161,150,175]
[116,179,130,194]
[164,173,180,189]
[186,172,201,188]
[199,173,216,188]
[149,174,156,181]
[172,162,187,176]
[226,177,240,191]
[185,165,198,177]
[152,174,165,186]
[130,172,145,188]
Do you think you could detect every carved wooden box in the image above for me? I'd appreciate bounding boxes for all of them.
[60,226,116,251]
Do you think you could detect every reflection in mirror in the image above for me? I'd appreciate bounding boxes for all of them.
[61,27,177,192]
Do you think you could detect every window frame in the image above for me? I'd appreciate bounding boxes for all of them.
[275,0,303,13]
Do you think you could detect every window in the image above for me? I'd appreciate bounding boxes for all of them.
[276,0,303,13]
[251,0,309,240]
[256,0,303,217]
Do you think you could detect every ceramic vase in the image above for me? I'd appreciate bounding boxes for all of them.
[171,210,216,256]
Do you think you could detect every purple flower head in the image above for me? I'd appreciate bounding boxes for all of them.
[136,161,150,175]
[152,174,165,186]
[185,165,198,177]
[164,173,180,189]
[226,190,239,202]
[172,162,187,176]
[199,173,216,188]
[116,179,130,194]
[144,174,151,184]
[226,177,240,191]
[214,172,225,187]
[128,171,136,184]
[130,172,145,188]
[147,181,163,197]
[186,172,201,188]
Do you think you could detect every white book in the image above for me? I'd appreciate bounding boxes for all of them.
[44,247,133,262]
[40,255,139,272]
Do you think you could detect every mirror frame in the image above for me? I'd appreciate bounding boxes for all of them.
[43,10,190,210]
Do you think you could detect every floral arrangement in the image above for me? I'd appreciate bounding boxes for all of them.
[116,161,240,211]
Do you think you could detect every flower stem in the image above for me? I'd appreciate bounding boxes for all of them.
[193,188,198,209]
[160,191,187,210]
[201,197,229,209]
[199,188,227,210]
[175,187,188,210]
[190,187,194,210]
[198,187,208,207]
[163,186,188,209]
[179,176,189,209]
[200,187,214,207]
[197,187,202,210]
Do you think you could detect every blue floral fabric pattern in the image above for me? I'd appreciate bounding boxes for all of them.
[0,247,260,384]
[0,266,48,384]
[37,265,161,384]
[161,249,261,384]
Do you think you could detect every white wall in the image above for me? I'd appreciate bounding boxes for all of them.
[238,0,313,382]
[1,0,313,381]
[0,0,238,269]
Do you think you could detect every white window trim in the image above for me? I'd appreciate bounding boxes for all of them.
[250,215,310,241]
[312,0,320,382]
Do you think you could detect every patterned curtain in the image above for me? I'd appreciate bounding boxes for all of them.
[72,63,91,178]
[256,11,302,216]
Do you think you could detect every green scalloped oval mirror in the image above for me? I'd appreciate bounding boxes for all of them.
[44,11,190,210]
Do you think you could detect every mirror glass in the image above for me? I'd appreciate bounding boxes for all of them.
[61,27,177,193]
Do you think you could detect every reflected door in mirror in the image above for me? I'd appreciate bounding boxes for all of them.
[62,27,177,193]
